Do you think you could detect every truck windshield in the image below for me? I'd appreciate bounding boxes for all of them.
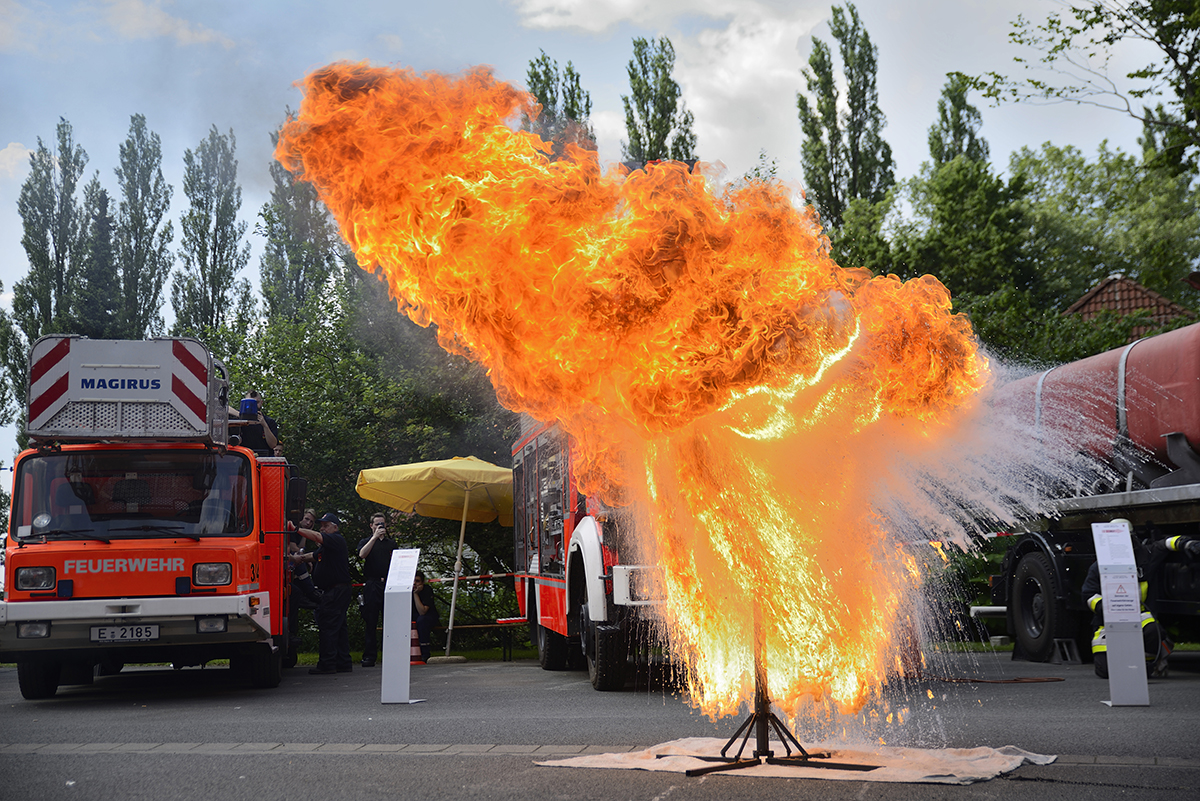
[10,450,254,541]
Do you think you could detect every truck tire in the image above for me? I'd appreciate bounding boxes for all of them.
[589,625,627,690]
[537,624,568,671]
[581,603,626,690]
[249,643,283,688]
[17,660,61,700]
[1012,552,1070,662]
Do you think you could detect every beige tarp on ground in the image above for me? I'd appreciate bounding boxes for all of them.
[537,737,1055,784]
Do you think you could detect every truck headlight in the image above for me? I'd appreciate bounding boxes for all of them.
[17,621,51,638]
[16,566,56,590]
[193,562,232,586]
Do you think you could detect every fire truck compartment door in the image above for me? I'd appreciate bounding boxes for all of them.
[569,516,608,623]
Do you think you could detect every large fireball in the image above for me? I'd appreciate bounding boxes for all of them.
[277,63,989,716]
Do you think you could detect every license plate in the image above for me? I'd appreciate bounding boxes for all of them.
[90,624,160,643]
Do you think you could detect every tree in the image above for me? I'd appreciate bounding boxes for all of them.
[258,120,342,321]
[70,174,122,338]
[892,157,1035,300]
[2,118,89,423]
[964,1,1200,171]
[1010,139,1200,307]
[13,119,87,343]
[929,74,990,166]
[524,50,596,160]
[114,114,174,338]
[172,125,254,341]
[225,262,519,593]
[797,3,894,229]
[957,287,1175,364]
[621,36,697,162]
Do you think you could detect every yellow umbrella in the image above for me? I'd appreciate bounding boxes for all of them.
[355,455,513,656]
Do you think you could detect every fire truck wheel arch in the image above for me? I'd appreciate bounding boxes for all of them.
[567,517,608,625]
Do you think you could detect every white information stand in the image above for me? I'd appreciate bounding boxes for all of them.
[381,548,425,705]
[1091,521,1149,706]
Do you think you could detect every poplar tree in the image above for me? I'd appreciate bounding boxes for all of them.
[71,175,122,338]
[796,3,894,229]
[115,114,174,338]
[13,118,87,343]
[172,125,254,340]
[2,118,88,423]
[259,118,341,320]
[621,36,697,162]
[524,50,596,160]
[929,74,990,166]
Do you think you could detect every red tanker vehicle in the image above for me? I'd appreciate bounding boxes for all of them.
[989,322,1200,662]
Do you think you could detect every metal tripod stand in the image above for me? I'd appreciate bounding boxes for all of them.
[672,607,879,777]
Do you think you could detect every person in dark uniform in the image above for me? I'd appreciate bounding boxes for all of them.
[229,391,279,455]
[412,571,438,663]
[285,508,322,666]
[357,511,398,667]
[295,512,353,674]
[1080,527,1194,679]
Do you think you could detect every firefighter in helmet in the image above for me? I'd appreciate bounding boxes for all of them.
[1081,522,1198,679]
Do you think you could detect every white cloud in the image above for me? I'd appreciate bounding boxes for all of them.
[673,6,825,183]
[0,0,46,53]
[377,33,404,56]
[514,0,758,34]
[0,143,32,181]
[515,1,825,182]
[101,0,234,49]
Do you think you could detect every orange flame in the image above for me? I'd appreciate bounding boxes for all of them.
[277,63,988,716]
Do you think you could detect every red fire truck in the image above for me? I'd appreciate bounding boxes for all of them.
[0,336,306,699]
[989,322,1200,661]
[512,416,659,689]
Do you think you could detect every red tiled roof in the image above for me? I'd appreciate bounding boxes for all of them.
[1065,276,1194,336]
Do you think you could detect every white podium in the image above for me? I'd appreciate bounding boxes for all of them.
[381,548,425,704]
[1092,521,1149,706]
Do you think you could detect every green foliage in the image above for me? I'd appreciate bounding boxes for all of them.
[523,50,597,160]
[72,175,122,339]
[114,113,174,338]
[257,115,341,321]
[172,125,255,345]
[7,119,89,411]
[962,0,1200,171]
[829,193,895,274]
[956,288,1184,364]
[797,3,894,229]
[621,36,697,162]
[1010,140,1200,308]
[928,74,989,166]
[892,157,1037,300]
[2,119,91,431]
[224,262,519,582]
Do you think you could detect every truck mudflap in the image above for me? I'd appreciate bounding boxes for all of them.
[0,592,272,655]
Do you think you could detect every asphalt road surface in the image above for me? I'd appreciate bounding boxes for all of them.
[1,649,1198,800]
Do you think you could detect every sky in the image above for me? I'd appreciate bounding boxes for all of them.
[0,0,1163,464]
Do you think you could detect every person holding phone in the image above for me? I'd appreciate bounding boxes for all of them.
[357,511,398,667]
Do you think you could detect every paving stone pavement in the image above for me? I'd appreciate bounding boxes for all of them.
[1,743,1197,767]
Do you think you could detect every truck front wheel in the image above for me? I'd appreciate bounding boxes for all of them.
[249,643,282,688]
[581,602,627,690]
[17,660,61,700]
[537,624,568,671]
[1012,552,1070,662]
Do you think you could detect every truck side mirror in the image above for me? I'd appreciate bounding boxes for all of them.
[286,476,308,525]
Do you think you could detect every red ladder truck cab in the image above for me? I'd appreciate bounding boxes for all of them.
[0,336,307,699]
[512,416,660,690]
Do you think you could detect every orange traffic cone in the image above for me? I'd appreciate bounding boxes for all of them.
[410,621,425,665]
